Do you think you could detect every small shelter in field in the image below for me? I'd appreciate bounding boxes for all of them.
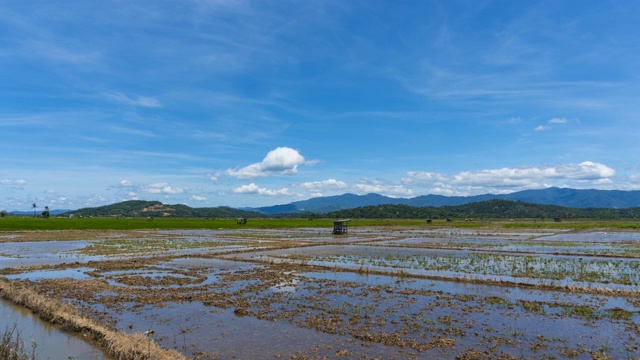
[333,219,350,235]
[236,217,247,225]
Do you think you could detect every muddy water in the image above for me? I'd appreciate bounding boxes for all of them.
[4,228,640,359]
[0,297,110,359]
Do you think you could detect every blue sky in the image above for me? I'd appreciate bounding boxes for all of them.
[1,0,639,211]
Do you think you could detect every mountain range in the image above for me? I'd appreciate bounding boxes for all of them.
[9,187,640,217]
[249,187,640,214]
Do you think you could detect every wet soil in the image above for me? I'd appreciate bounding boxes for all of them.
[2,227,640,359]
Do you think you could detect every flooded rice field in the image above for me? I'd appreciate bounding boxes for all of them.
[1,227,640,359]
[0,296,109,359]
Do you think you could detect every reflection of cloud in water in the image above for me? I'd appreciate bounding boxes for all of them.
[270,277,299,293]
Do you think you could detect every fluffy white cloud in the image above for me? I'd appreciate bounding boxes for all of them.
[139,182,185,194]
[559,161,615,180]
[191,195,207,201]
[120,180,132,187]
[297,179,348,192]
[233,183,297,196]
[0,179,27,185]
[295,179,348,197]
[353,179,414,198]
[218,147,307,180]
[405,161,616,195]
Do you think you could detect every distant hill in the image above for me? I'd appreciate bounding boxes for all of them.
[56,198,640,220]
[326,199,640,220]
[10,187,640,219]
[251,193,404,215]
[251,187,640,214]
[67,200,263,218]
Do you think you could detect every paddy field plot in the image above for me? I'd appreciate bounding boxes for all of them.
[1,227,640,359]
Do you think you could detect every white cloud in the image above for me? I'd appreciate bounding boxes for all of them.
[353,179,414,198]
[139,182,185,195]
[191,195,207,201]
[536,117,568,131]
[297,179,347,192]
[233,183,297,196]
[405,161,616,195]
[220,147,307,180]
[296,179,348,197]
[548,117,567,124]
[0,179,27,185]
[104,92,162,108]
[561,161,615,180]
[404,172,448,183]
[120,180,132,187]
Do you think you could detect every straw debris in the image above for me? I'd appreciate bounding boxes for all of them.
[0,278,187,360]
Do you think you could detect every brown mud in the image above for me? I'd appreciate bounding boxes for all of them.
[1,227,640,359]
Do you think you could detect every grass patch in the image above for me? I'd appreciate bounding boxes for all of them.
[2,216,639,231]
[563,305,596,319]
[0,217,424,231]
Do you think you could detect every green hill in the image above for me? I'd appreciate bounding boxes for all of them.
[63,198,640,220]
[67,200,264,218]
[326,199,640,219]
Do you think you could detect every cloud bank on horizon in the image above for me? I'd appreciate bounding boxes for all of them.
[1,1,640,210]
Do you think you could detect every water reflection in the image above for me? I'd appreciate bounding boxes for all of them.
[0,298,109,359]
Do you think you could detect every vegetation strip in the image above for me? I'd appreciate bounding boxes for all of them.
[0,278,187,360]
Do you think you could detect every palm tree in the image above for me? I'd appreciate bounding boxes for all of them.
[32,203,37,217]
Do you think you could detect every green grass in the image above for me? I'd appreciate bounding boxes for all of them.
[1,216,638,231]
[0,217,429,231]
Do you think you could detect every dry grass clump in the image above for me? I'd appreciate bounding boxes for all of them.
[1,323,36,360]
[0,278,187,360]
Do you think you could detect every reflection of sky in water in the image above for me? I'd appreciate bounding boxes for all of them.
[107,302,425,359]
[5,267,94,281]
[3,229,640,359]
[0,240,88,256]
[164,257,259,271]
[0,298,109,359]
[99,269,217,289]
[537,232,640,242]
[0,238,259,268]
[237,240,640,291]
[0,240,107,267]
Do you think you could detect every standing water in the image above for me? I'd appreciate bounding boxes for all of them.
[0,297,110,360]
